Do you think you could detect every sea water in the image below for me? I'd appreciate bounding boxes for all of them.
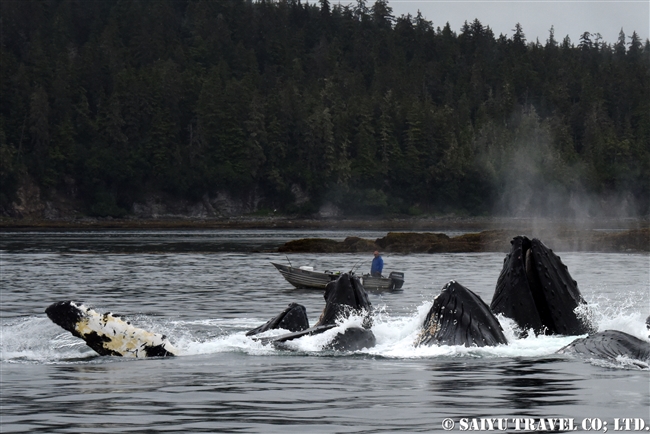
[1,230,649,433]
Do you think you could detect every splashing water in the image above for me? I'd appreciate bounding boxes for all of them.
[2,247,648,372]
[4,296,647,370]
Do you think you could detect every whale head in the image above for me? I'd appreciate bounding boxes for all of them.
[417,280,508,347]
[246,302,309,336]
[316,273,373,329]
[491,236,593,336]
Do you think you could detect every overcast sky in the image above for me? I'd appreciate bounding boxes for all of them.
[369,1,649,45]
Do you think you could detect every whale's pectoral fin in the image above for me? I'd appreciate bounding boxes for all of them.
[246,303,309,336]
[557,330,650,363]
[45,301,178,358]
[81,330,123,357]
[491,236,593,336]
[45,300,86,338]
[417,281,508,347]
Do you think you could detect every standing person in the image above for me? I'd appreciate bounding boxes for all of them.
[370,250,383,277]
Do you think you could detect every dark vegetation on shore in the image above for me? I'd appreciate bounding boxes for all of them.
[1,0,649,221]
[277,228,650,253]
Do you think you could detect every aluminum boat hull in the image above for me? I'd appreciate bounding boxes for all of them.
[272,263,404,291]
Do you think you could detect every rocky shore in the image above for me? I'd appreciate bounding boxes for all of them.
[1,216,647,253]
[277,228,649,253]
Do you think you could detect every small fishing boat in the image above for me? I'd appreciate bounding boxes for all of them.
[271,262,404,291]
[271,262,342,289]
[360,272,405,291]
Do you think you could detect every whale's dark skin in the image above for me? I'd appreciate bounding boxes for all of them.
[316,272,373,330]
[249,273,376,351]
[491,236,593,336]
[414,277,649,367]
[557,330,650,363]
[46,301,85,337]
[416,281,508,347]
[246,303,309,336]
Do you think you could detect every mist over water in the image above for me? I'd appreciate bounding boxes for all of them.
[488,109,643,222]
[1,231,649,432]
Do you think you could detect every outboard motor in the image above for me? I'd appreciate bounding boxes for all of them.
[388,271,405,290]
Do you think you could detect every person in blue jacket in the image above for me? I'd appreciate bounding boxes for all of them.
[370,250,383,277]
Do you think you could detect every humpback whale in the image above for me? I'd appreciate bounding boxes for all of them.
[247,273,376,351]
[44,273,375,356]
[415,236,597,348]
[415,237,648,367]
[491,236,593,336]
[43,235,645,365]
[415,277,649,368]
[557,330,650,363]
[245,302,309,336]
[416,281,508,347]
[45,301,178,357]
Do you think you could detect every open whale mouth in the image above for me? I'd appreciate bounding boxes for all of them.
[246,303,309,336]
[247,273,376,351]
[491,236,592,336]
[317,273,373,329]
[416,280,508,348]
[522,238,555,331]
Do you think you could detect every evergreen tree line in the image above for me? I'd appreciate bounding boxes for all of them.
[1,0,649,218]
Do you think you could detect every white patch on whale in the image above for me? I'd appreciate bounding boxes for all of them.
[60,302,178,358]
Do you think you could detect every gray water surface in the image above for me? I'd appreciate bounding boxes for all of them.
[1,231,649,433]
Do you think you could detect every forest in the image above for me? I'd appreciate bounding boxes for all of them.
[1,0,649,218]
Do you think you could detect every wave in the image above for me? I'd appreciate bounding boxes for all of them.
[3,300,648,370]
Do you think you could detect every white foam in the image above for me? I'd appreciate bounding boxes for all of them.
[586,355,649,371]
[3,299,648,367]
[1,316,96,363]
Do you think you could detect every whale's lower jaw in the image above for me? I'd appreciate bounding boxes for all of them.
[417,281,508,348]
[45,301,178,358]
[246,303,309,336]
[491,236,593,336]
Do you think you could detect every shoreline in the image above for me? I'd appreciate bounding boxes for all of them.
[276,228,649,253]
[2,216,647,253]
[1,216,647,231]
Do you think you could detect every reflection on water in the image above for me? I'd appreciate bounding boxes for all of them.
[499,358,579,410]
[426,358,578,414]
